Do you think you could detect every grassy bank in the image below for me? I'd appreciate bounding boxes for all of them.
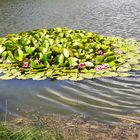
[0,115,140,140]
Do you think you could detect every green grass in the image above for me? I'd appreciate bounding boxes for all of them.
[0,124,64,140]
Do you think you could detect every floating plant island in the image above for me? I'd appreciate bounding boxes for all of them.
[0,28,140,80]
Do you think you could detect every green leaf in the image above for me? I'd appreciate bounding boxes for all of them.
[132,65,140,71]
[19,38,30,46]
[108,61,115,67]
[0,46,6,54]
[48,38,54,45]
[102,72,118,77]
[14,49,24,61]
[55,54,64,66]
[0,73,15,80]
[32,72,46,80]
[118,72,130,77]
[46,69,53,77]
[81,73,93,79]
[101,45,109,51]
[104,55,116,63]
[57,75,69,80]
[42,40,49,48]
[117,64,131,72]
[2,51,8,59]
[30,61,45,69]
[18,49,24,61]
[25,46,35,54]
[39,46,48,53]
[67,57,78,67]
[85,62,94,67]
[63,48,69,58]
[95,55,105,64]
[86,32,93,37]
[51,46,62,54]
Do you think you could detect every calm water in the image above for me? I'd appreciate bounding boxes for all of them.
[0,0,140,123]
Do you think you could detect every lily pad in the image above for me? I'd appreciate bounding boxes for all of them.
[0,27,139,81]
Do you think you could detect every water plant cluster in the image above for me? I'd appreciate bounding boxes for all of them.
[0,28,139,80]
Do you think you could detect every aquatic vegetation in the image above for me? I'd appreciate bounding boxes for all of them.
[0,28,139,80]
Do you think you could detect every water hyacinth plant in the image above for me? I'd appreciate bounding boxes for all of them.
[0,28,140,80]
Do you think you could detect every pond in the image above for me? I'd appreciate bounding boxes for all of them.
[0,0,140,123]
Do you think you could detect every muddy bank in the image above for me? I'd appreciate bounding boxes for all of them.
[3,114,139,140]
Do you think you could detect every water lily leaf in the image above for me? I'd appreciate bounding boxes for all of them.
[55,54,64,66]
[88,69,96,73]
[102,71,118,77]
[2,51,8,59]
[93,73,101,78]
[48,38,54,45]
[67,57,78,67]
[0,46,6,54]
[118,72,130,77]
[78,49,85,56]
[69,73,78,77]
[30,61,45,69]
[0,73,15,80]
[108,61,115,67]
[4,40,15,49]
[46,69,53,76]
[37,76,47,80]
[126,52,137,59]
[70,69,78,73]
[7,51,14,59]
[69,74,80,80]
[128,58,139,64]
[132,65,140,71]
[73,42,79,46]
[76,77,84,81]
[42,40,49,48]
[80,69,89,73]
[120,46,127,52]
[14,49,24,61]
[16,75,29,80]
[101,45,109,51]
[25,73,36,78]
[95,55,104,64]
[41,53,51,65]
[0,27,139,81]
[63,48,69,58]
[117,56,127,63]
[51,46,62,54]
[25,46,35,54]
[104,55,116,63]
[86,32,93,37]
[18,49,24,61]
[81,73,93,79]
[57,75,69,80]
[19,38,30,46]
[117,67,129,72]
[32,71,45,80]
[10,69,21,76]
[85,62,94,67]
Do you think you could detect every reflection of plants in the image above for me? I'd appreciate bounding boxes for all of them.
[0,28,139,80]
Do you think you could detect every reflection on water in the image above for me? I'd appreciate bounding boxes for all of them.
[0,0,140,122]
[0,73,140,122]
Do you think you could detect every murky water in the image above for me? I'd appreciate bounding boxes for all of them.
[0,0,140,123]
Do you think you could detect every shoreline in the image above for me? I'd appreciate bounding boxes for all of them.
[1,114,140,140]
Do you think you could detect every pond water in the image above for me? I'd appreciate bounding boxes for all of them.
[0,0,140,123]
